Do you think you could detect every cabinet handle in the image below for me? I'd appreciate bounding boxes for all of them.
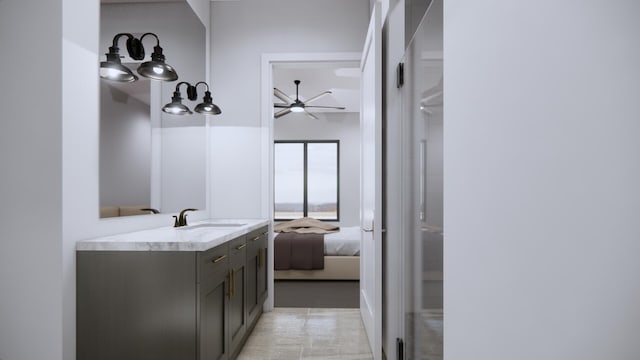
[251,235,261,241]
[236,243,247,250]
[212,255,227,263]
[261,231,268,236]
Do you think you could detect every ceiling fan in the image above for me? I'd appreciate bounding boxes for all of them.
[273,79,345,119]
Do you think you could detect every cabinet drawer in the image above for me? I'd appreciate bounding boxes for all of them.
[198,243,229,283]
[229,235,247,255]
[247,226,268,247]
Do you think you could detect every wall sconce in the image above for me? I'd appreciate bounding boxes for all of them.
[162,81,222,116]
[99,32,178,82]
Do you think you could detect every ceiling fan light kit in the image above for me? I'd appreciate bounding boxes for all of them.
[290,104,305,112]
[273,79,345,119]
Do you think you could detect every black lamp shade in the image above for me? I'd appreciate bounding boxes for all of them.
[100,62,138,82]
[162,92,192,115]
[100,48,138,82]
[137,61,178,81]
[194,102,222,115]
[194,91,222,115]
[137,45,178,81]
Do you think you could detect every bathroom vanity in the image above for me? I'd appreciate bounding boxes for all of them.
[76,220,269,360]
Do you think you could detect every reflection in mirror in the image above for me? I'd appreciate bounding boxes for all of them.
[100,76,152,217]
[99,1,206,218]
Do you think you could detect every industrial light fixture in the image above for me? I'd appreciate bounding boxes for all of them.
[100,32,178,82]
[162,82,193,115]
[162,81,222,116]
[193,82,222,115]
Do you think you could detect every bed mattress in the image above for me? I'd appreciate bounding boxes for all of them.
[324,226,361,256]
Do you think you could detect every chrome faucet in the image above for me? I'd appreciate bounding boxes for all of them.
[173,208,197,227]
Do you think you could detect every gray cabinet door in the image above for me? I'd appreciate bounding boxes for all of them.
[256,236,268,304]
[246,227,268,327]
[228,236,247,356]
[77,251,197,360]
[199,244,230,360]
[245,247,259,327]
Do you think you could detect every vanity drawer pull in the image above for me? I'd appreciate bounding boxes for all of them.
[236,243,247,250]
[212,255,227,263]
[261,231,268,236]
[252,235,261,241]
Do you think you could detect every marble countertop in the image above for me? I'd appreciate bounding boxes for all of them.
[76,219,270,251]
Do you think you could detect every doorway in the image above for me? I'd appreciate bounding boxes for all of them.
[262,56,363,309]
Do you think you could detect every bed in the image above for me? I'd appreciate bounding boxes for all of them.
[273,225,361,280]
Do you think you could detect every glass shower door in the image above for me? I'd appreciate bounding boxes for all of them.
[402,0,443,358]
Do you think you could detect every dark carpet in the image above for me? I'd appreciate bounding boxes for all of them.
[274,280,360,308]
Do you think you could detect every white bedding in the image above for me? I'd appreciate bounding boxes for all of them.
[324,226,361,256]
[274,226,360,256]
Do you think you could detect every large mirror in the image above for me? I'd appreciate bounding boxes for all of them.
[99,0,206,218]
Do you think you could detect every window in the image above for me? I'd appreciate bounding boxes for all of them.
[274,141,339,221]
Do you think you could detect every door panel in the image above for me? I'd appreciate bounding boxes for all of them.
[402,1,443,359]
[360,3,382,359]
[200,279,228,360]
[229,266,245,347]
[246,249,258,320]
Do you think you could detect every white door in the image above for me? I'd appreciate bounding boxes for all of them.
[360,3,382,359]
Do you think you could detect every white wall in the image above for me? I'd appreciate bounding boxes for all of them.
[209,0,370,219]
[274,112,361,226]
[63,2,210,360]
[445,1,640,359]
[62,1,100,358]
[0,2,64,360]
[0,2,210,360]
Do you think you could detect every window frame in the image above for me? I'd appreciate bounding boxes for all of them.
[274,140,340,222]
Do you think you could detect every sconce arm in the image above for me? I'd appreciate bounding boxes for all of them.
[139,32,166,62]
[194,81,210,92]
[108,32,163,61]
[194,81,212,102]
[140,32,160,47]
[110,33,134,49]
[171,82,197,101]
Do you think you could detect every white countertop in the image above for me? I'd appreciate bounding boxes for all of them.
[76,219,270,251]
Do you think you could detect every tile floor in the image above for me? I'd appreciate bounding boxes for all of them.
[236,308,373,360]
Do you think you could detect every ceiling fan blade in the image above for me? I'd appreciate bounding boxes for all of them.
[304,91,332,104]
[274,88,294,103]
[304,111,319,120]
[274,103,290,108]
[304,105,346,110]
[274,108,292,118]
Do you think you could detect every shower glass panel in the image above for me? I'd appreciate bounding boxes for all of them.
[403,0,443,358]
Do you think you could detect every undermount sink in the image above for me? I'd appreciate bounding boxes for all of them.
[178,223,247,230]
